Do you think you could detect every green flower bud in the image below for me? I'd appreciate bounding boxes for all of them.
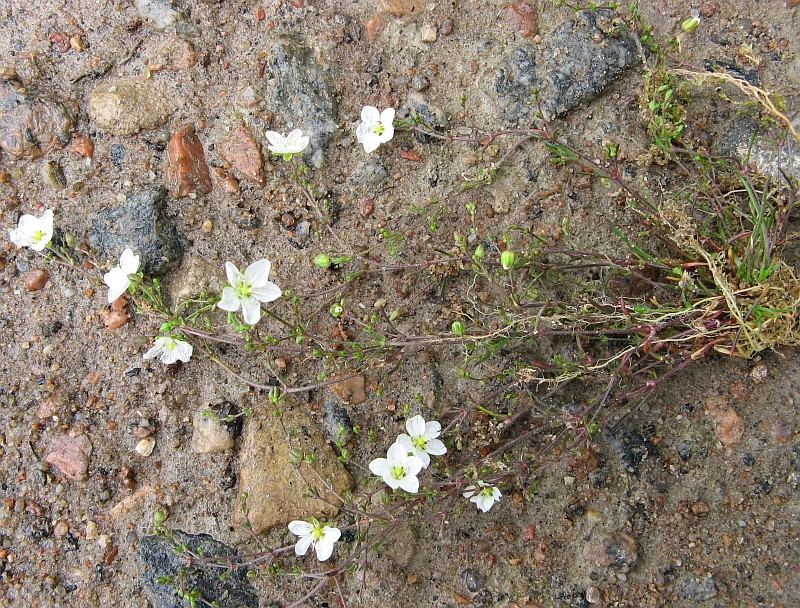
[313,253,331,269]
[500,250,516,270]
[451,320,465,336]
[330,303,344,318]
[681,16,700,33]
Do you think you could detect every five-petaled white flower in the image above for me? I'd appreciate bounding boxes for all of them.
[395,415,447,468]
[143,336,193,365]
[217,259,282,326]
[369,441,423,493]
[463,481,502,513]
[288,518,341,562]
[9,209,54,252]
[355,106,395,153]
[266,129,310,160]
[103,248,140,303]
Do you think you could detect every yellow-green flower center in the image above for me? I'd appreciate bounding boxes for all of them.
[372,122,385,136]
[32,230,44,244]
[166,340,176,351]
[413,436,427,450]
[236,280,252,299]
[479,487,494,498]
[311,525,324,541]
[390,465,406,480]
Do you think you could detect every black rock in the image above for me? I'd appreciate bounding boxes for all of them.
[264,38,337,168]
[495,9,639,123]
[676,573,718,602]
[607,428,656,475]
[89,186,182,275]
[323,401,353,444]
[137,531,259,608]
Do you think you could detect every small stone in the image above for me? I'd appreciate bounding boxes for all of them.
[410,74,430,92]
[704,394,744,447]
[323,401,354,444]
[165,256,225,308]
[585,586,601,604]
[164,125,212,198]
[699,2,718,17]
[365,12,386,41]
[53,520,69,537]
[582,531,638,573]
[102,309,130,329]
[420,24,437,42]
[70,135,94,158]
[137,0,180,31]
[201,219,213,233]
[135,437,156,457]
[85,520,98,540]
[676,573,717,602]
[45,434,92,481]
[505,1,539,38]
[462,568,483,592]
[749,363,767,384]
[0,77,74,159]
[381,0,424,17]
[41,160,66,190]
[359,197,375,217]
[330,374,367,405]
[168,39,196,70]
[88,79,170,136]
[237,85,261,109]
[219,125,265,185]
[191,408,235,453]
[24,269,49,291]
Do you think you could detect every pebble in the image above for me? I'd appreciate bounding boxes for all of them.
[164,125,212,198]
[191,408,235,453]
[411,74,430,92]
[69,135,94,158]
[359,197,375,217]
[44,434,92,481]
[201,219,213,233]
[323,401,354,444]
[381,0,424,17]
[420,24,438,42]
[85,520,98,540]
[585,586,601,604]
[676,573,717,602]
[505,1,539,38]
[582,531,639,573]
[137,0,180,31]
[135,437,156,457]
[41,161,66,190]
[102,308,130,330]
[24,269,49,291]
[330,374,367,405]
[462,568,483,592]
[88,79,170,136]
[704,394,744,447]
[219,125,265,185]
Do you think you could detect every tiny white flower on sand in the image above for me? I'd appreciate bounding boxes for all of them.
[9,209,54,252]
[103,248,140,303]
[288,518,341,562]
[463,481,502,513]
[266,129,310,160]
[217,259,282,326]
[395,414,447,468]
[355,106,395,153]
[143,336,193,365]
[369,441,423,493]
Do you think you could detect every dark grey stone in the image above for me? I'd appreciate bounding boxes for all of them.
[323,400,353,444]
[461,567,483,592]
[607,428,655,475]
[495,9,639,123]
[89,186,182,275]
[137,531,259,608]
[263,38,337,168]
[676,573,718,602]
[349,157,387,189]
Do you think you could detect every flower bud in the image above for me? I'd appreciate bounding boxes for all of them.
[329,303,344,318]
[681,16,700,33]
[451,320,465,336]
[500,250,516,270]
[313,253,331,269]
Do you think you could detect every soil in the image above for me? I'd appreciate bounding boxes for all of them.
[1,1,799,607]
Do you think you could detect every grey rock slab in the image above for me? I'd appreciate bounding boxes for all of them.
[165,256,225,309]
[236,403,353,534]
[349,157,388,189]
[495,9,640,124]
[191,408,235,454]
[88,79,171,136]
[137,531,258,608]
[89,186,182,275]
[137,0,180,31]
[263,38,337,168]
[676,573,718,602]
[715,117,800,184]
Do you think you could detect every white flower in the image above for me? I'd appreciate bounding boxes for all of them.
[217,259,282,326]
[9,209,54,252]
[266,129,310,159]
[355,106,395,153]
[369,441,423,493]
[395,414,447,468]
[143,336,193,365]
[463,481,502,513]
[103,248,140,303]
[288,518,341,562]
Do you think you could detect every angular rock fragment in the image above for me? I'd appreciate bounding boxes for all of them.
[0,77,73,159]
[45,434,92,481]
[164,125,212,197]
[218,125,265,185]
[89,186,182,275]
[89,79,171,136]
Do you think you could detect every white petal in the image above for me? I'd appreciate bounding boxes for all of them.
[462,486,476,499]
[380,107,395,126]
[119,248,140,274]
[160,346,180,365]
[143,341,166,360]
[265,131,285,148]
[315,537,335,562]
[296,133,310,151]
[251,282,282,303]
[492,487,502,501]
[244,259,271,287]
[240,297,262,325]
[9,227,23,247]
[288,520,314,536]
[104,268,130,303]
[415,449,431,469]
[361,132,381,153]
[217,286,241,312]
[476,494,495,512]
[369,457,390,477]
[424,420,442,439]
[425,438,447,456]
[386,442,407,465]
[406,415,426,438]
[294,535,313,556]
[404,455,423,477]
[355,122,369,143]
[361,105,380,125]
[395,434,414,454]
[322,526,341,544]
[383,473,401,489]
[224,261,242,286]
[172,339,193,363]
[397,474,419,494]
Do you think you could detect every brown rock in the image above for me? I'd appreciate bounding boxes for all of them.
[704,394,744,447]
[45,434,92,480]
[505,1,539,37]
[365,12,386,41]
[583,531,638,572]
[219,125,264,185]
[381,0,424,17]
[164,125,212,198]
[359,197,375,218]
[699,2,718,17]
[102,309,130,329]
[69,135,94,158]
[24,269,48,291]
[0,78,74,160]
[330,374,367,405]
[236,404,354,534]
